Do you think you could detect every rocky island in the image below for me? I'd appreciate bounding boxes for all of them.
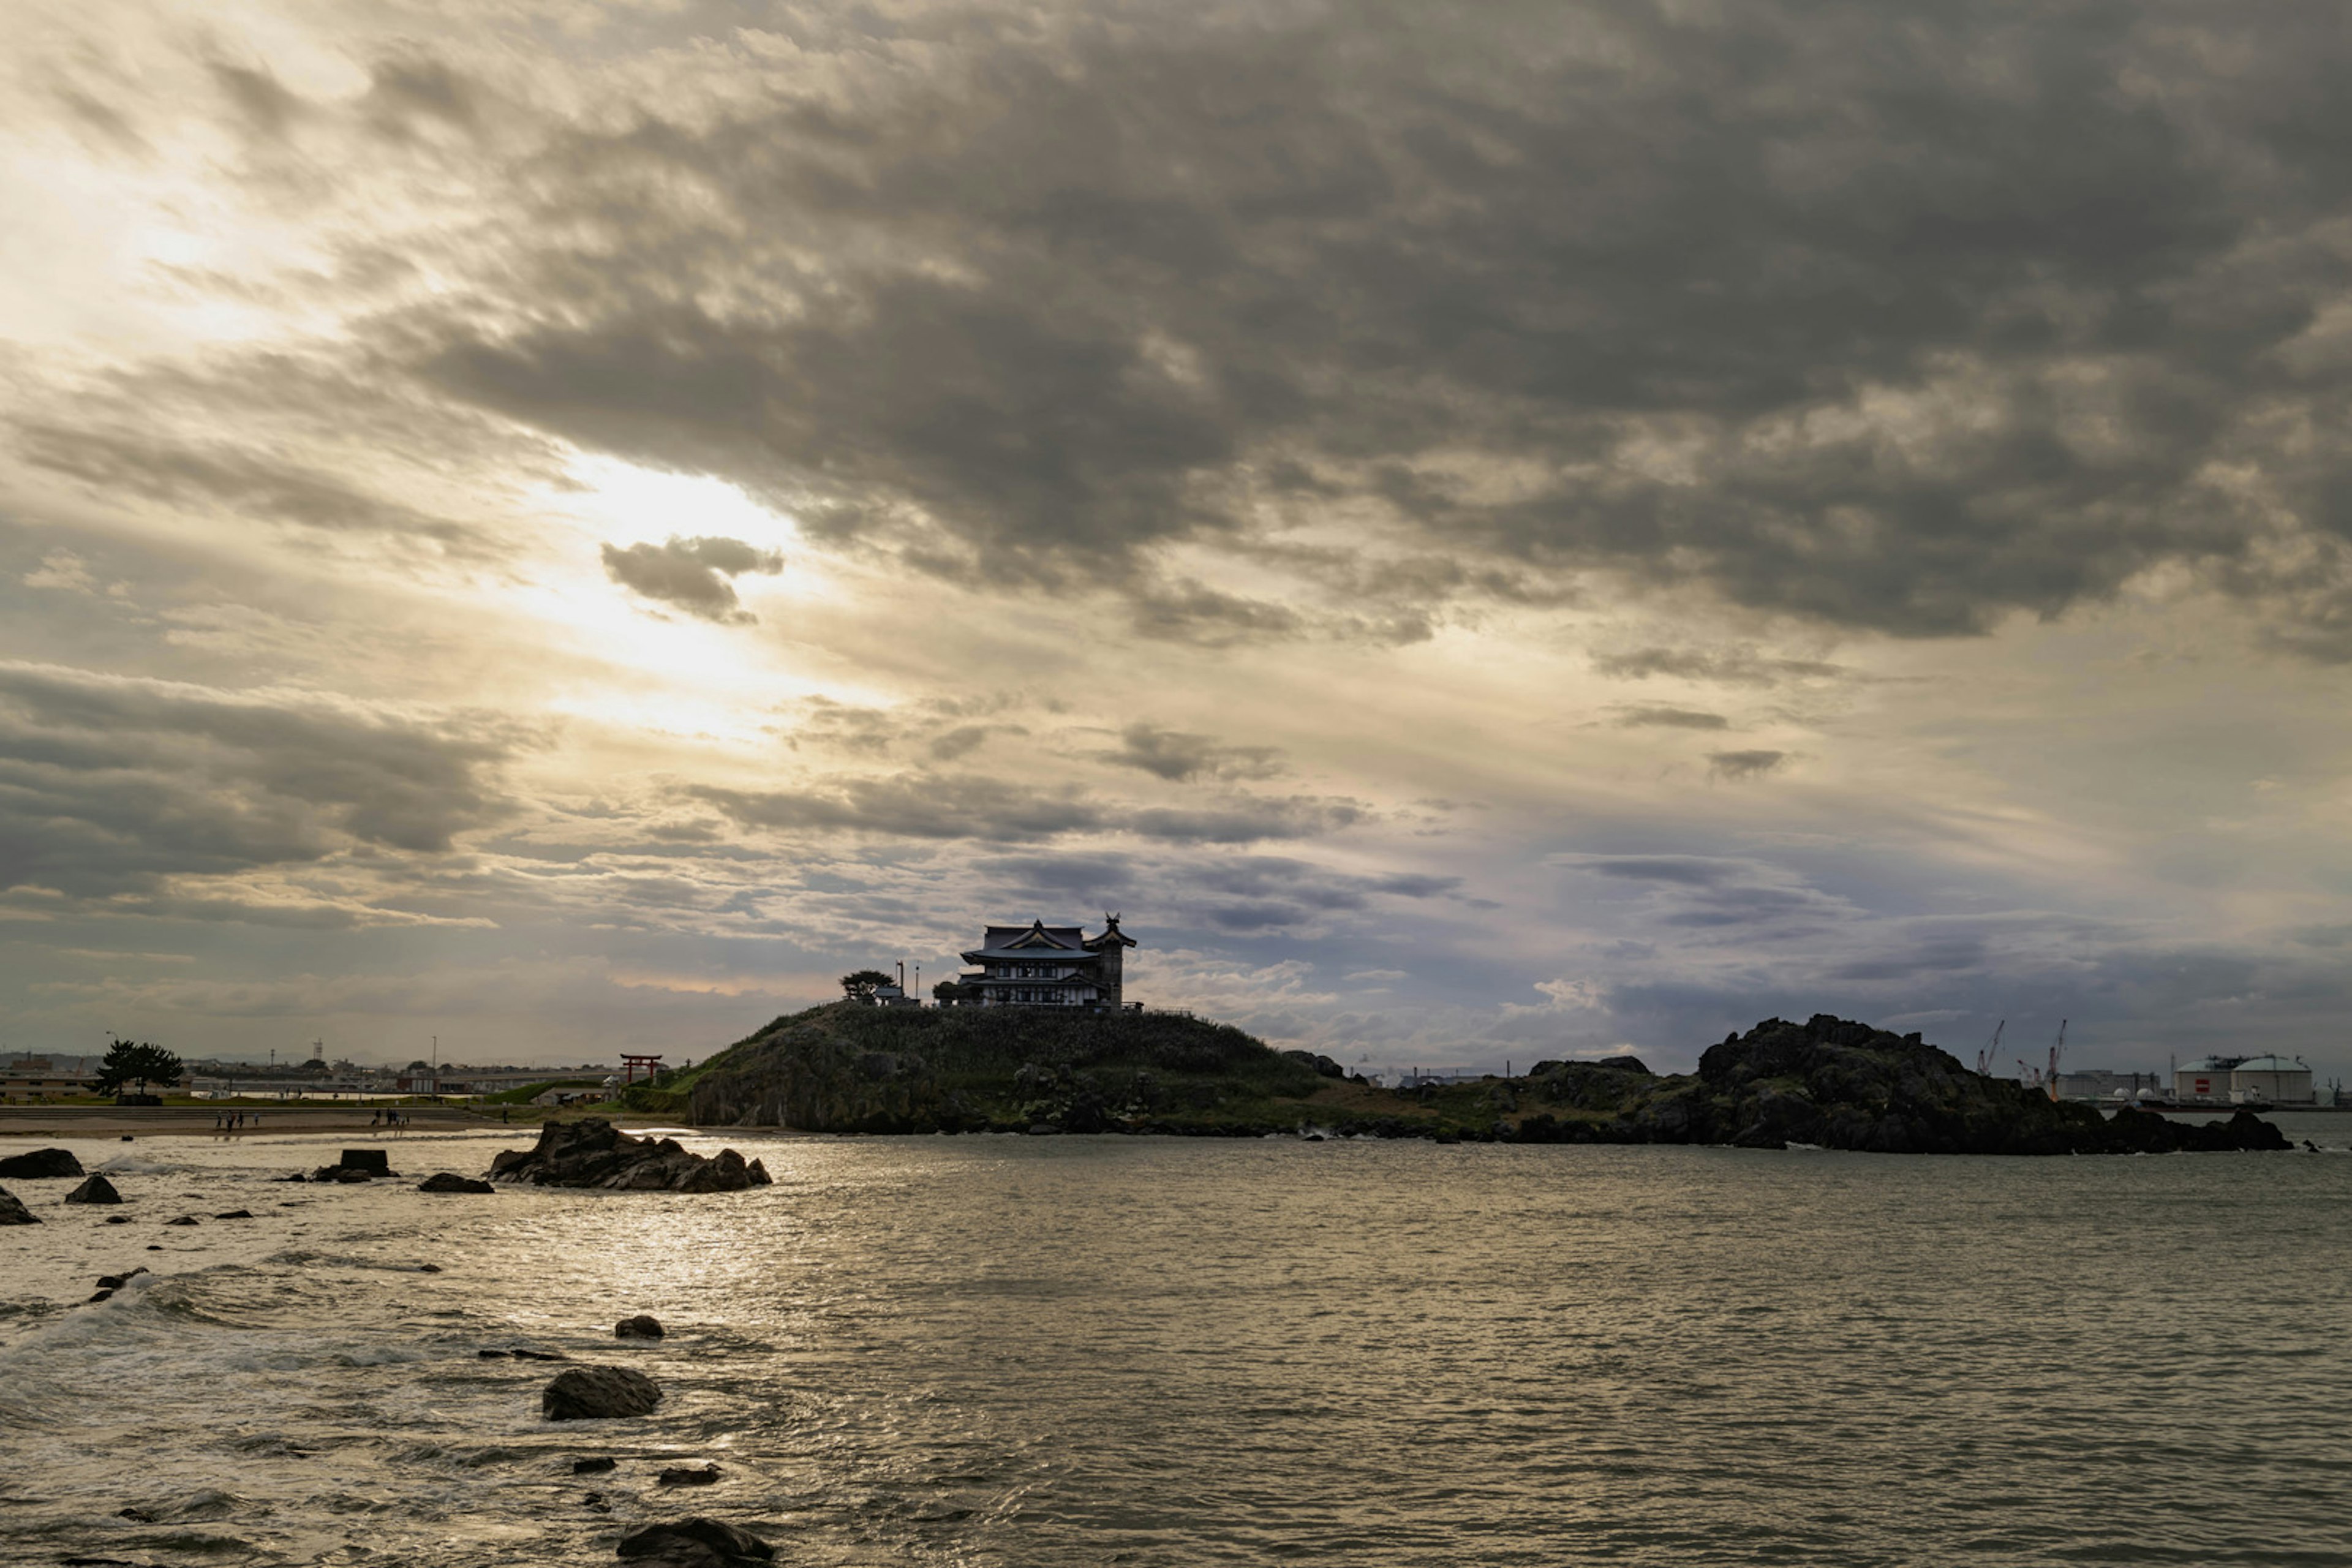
[616,1004,2291,1154]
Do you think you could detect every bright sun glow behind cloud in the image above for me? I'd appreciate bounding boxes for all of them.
[554,456,801,558]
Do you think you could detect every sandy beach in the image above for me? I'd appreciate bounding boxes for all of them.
[0,1104,515,1139]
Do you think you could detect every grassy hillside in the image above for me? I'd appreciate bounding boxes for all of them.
[673,1001,1436,1135]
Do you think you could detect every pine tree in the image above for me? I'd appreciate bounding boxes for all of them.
[94,1037,184,1095]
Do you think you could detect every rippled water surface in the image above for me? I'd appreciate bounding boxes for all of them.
[3,1123,2349,1566]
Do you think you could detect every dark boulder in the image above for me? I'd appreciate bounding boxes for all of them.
[339,1150,391,1174]
[1281,1049,1347,1079]
[65,1174,124,1205]
[0,1148,83,1180]
[542,1365,661,1421]
[0,1186,39,1225]
[213,1210,253,1219]
[164,1215,200,1226]
[616,1314,665,1339]
[491,1119,772,1193]
[616,1518,774,1566]
[573,1456,617,1474]
[658,1464,721,1486]
[419,1172,497,1194]
[97,1268,148,1289]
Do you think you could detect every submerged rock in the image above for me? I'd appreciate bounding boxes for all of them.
[418,1172,496,1194]
[96,1268,148,1289]
[616,1517,774,1566]
[616,1314,665,1339]
[65,1174,123,1205]
[164,1215,200,1226]
[572,1455,617,1474]
[489,1119,772,1193]
[657,1464,721,1487]
[542,1365,661,1421]
[0,1148,83,1179]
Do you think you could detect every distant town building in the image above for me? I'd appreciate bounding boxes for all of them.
[948,916,1138,1009]
[1,1053,97,1102]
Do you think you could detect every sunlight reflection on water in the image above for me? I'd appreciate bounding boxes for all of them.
[2,1126,2348,1565]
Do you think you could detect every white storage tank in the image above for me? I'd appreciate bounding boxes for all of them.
[2174,1057,2239,1101]
[2229,1055,2315,1105]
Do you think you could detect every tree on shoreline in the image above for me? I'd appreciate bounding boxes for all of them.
[94,1037,184,1095]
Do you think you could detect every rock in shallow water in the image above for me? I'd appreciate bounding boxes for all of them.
[616,1517,774,1565]
[616,1314,665,1339]
[657,1464,720,1486]
[542,1365,661,1421]
[488,1118,772,1193]
[0,1147,82,1179]
[418,1172,496,1194]
[66,1175,121,1205]
[0,1185,40,1225]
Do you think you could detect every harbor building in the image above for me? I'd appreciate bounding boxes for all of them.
[2230,1055,2315,1104]
[949,916,1137,1009]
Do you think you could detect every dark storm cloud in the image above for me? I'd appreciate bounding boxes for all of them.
[17,423,475,548]
[600,535,784,623]
[0,662,522,898]
[1708,750,1789,782]
[1556,853,1850,930]
[363,1,2352,646]
[1591,648,1851,687]
[1610,706,1731,731]
[1561,855,1751,887]
[977,849,1458,934]
[691,774,1357,845]
[1102,723,1284,783]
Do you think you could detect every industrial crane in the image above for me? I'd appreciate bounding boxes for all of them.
[2019,1020,2066,1099]
[1976,1020,2005,1076]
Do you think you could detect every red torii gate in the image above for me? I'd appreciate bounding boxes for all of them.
[620,1054,664,1086]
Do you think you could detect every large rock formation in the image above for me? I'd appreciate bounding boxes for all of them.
[489,1119,771,1191]
[689,1022,948,1132]
[0,1185,37,1224]
[682,1003,1292,1133]
[0,1148,83,1179]
[543,1365,662,1421]
[1521,1016,2292,1155]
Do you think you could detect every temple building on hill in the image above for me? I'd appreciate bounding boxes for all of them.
[951,916,1138,1009]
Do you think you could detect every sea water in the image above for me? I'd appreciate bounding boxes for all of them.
[2,1121,2348,1566]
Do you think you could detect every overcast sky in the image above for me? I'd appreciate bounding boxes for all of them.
[6,0,2352,1081]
